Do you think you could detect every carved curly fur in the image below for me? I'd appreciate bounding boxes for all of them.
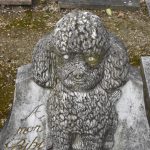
[32,11,129,150]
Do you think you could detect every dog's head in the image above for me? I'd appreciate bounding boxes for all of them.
[32,11,129,92]
[53,11,110,92]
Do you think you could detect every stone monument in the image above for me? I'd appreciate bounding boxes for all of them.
[0,11,150,150]
[141,56,150,125]
[145,0,150,15]
[58,0,140,10]
[0,0,32,5]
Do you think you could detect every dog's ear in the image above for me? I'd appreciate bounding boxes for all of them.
[101,33,129,91]
[32,34,57,88]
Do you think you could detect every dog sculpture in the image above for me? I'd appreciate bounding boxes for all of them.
[32,11,129,150]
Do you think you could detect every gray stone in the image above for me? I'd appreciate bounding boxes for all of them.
[0,64,51,150]
[0,0,32,5]
[32,11,129,150]
[58,0,140,10]
[141,56,150,125]
[145,0,150,15]
[0,11,150,150]
[114,69,150,150]
[0,64,150,149]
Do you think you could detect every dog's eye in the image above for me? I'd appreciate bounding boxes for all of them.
[88,57,96,62]
[87,56,98,65]
[63,54,69,60]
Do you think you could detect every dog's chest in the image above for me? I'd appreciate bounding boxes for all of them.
[50,89,111,132]
[59,91,100,116]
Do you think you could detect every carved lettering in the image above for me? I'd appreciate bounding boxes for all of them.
[5,139,28,150]
[17,127,28,134]
[17,139,28,149]
[27,127,33,132]
[5,137,44,149]
[4,104,45,149]
[34,125,43,132]
[22,104,45,122]
[17,125,43,135]
[27,137,44,149]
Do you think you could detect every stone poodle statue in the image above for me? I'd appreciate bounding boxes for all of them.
[32,11,129,150]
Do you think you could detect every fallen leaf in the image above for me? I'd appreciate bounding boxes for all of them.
[106,8,112,16]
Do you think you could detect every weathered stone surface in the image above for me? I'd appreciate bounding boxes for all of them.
[145,0,150,15]
[141,56,150,126]
[32,11,129,150]
[0,64,150,149]
[59,0,140,9]
[0,10,149,150]
[0,64,51,150]
[114,69,150,150]
[0,10,149,149]
[0,0,32,5]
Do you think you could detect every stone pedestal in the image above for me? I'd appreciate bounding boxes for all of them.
[0,64,51,150]
[0,64,150,149]
[114,70,150,150]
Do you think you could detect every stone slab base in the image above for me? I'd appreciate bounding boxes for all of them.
[0,64,150,149]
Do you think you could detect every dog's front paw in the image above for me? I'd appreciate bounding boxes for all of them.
[103,141,114,150]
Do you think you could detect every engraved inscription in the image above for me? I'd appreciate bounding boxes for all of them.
[5,137,44,149]
[17,125,43,135]
[22,104,46,122]
[4,104,46,149]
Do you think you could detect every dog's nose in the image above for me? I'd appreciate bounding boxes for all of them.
[73,60,86,80]
[74,73,84,80]
[73,70,84,80]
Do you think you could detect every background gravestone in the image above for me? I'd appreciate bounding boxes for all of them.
[145,0,150,15]
[0,0,32,5]
[141,56,150,125]
[59,0,140,9]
